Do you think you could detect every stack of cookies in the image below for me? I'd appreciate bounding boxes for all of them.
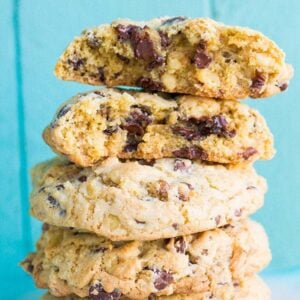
[21,17,292,300]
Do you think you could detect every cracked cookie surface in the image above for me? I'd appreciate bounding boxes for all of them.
[55,17,292,99]
[21,219,271,299]
[43,89,274,167]
[30,157,266,241]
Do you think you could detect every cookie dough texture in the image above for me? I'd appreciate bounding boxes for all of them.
[43,89,274,167]
[54,17,292,99]
[21,219,271,299]
[41,275,270,300]
[30,157,266,241]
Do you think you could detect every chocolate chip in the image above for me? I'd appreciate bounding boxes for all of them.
[246,186,256,190]
[78,175,87,182]
[138,159,155,166]
[174,159,187,172]
[94,91,106,97]
[89,281,121,300]
[23,259,34,273]
[67,55,84,71]
[173,146,208,160]
[279,83,288,91]
[147,55,165,70]
[97,105,111,120]
[158,31,171,48]
[135,219,146,224]
[136,77,162,91]
[55,184,65,190]
[242,147,258,160]
[86,31,101,48]
[47,195,60,209]
[47,195,66,216]
[161,16,187,26]
[116,53,130,63]
[251,71,265,91]
[148,294,156,300]
[56,105,71,119]
[201,249,208,256]
[91,246,108,254]
[157,180,170,201]
[193,44,212,69]
[174,237,187,253]
[103,126,118,135]
[98,67,105,82]
[172,223,179,229]
[42,223,50,232]
[59,209,67,217]
[152,269,173,290]
[215,215,221,226]
[234,209,242,217]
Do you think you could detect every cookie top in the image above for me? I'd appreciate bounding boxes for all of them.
[21,219,271,299]
[44,88,275,167]
[30,157,266,241]
[55,17,292,99]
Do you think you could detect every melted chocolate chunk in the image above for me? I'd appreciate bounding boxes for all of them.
[136,77,162,91]
[172,115,236,140]
[242,147,258,160]
[162,16,187,26]
[174,237,187,253]
[158,31,171,48]
[193,45,212,69]
[89,281,121,300]
[251,71,265,91]
[153,269,174,290]
[67,55,84,71]
[122,106,152,152]
[173,146,208,160]
[115,24,164,69]
[103,126,118,135]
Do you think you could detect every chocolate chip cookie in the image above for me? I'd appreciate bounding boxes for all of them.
[30,157,266,241]
[55,17,292,99]
[43,88,274,167]
[21,219,271,299]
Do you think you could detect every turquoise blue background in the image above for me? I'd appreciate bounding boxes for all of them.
[1,0,299,298]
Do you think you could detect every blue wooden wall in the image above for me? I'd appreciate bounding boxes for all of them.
[0,0,299,298]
